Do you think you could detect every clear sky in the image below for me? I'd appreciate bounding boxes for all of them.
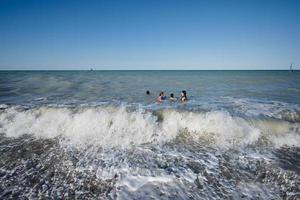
[0,0,299,70]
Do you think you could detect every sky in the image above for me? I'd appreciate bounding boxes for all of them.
[0,0,299,70]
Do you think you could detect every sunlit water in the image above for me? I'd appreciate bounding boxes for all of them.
[0,70,299,199]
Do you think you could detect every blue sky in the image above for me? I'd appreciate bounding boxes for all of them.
[0,0,299,70]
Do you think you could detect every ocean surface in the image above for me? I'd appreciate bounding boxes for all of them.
[0,70,299,199]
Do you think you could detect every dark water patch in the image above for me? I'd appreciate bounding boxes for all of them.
[255,162,300,200]
[152,110,164,122]
[272,146,300,175]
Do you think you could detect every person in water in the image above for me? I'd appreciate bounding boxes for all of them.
[180,90,188,102]
[157,91,166,103]
[169,93,177,102]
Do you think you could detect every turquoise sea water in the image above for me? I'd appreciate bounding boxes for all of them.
[0,70,299,199]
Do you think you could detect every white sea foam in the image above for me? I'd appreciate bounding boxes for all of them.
[227,97,300,121]
[0,106,299,148]
[117,175,174,192]
[0,104,9,109]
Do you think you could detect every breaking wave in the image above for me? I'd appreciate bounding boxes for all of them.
[0,105,299,148]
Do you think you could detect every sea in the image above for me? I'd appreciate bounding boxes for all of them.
[0,70,299,199]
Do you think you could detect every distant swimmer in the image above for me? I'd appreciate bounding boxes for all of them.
[169,93,177,102]
[180,90,188,102]
[157,91,166,103]
[146,90,150,95]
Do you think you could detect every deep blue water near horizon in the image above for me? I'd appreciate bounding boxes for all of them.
[0,70,299,199]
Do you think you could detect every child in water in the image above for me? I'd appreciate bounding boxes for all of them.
[180,90,188,102]
[169,93,177,102]
[157,91,166,103]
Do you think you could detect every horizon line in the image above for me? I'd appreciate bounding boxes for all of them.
[0,69,299,71]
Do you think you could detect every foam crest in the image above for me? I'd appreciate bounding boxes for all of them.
[0,106,299,148]
[161,110,261,147]
[0,106,161,147]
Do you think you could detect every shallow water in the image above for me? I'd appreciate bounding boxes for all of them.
[0,70,299,199]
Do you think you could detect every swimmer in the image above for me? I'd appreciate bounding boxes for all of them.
[180,90,188,102]
[169,93,177,102]
[157,91,166,103]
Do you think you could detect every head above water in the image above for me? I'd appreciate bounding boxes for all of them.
[159,91,164,96]
[181,90,187,97]
[146,90,150,95]
[170,93,174,98]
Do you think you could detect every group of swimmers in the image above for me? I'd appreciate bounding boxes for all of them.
[146,90,188,103]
